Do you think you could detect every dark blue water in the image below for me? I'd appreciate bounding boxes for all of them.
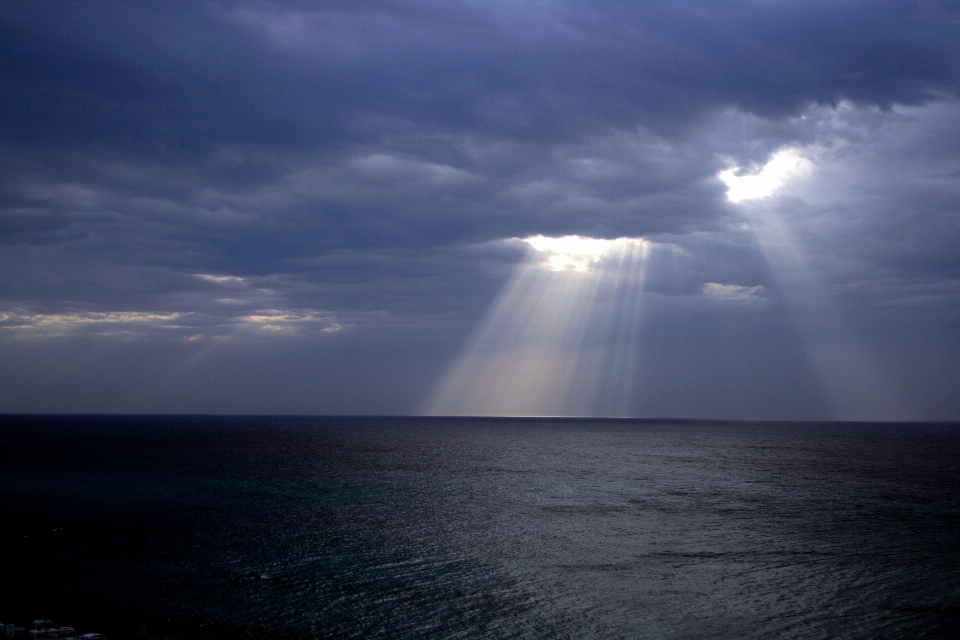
[1,416,959,639]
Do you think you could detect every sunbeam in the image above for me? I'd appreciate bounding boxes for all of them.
[424,236,650,416]
[720,149,911,420]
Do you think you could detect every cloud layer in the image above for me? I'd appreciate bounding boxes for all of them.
[2,1,959,418]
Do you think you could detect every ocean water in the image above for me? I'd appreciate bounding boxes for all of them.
[1,416,958,639]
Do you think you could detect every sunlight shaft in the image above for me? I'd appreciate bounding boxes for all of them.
[424,236,649,417]
[739,199,910,420]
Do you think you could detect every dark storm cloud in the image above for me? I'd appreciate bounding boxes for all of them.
[3,0,958,238]
[1,0,959,416]
[3,1,958,153]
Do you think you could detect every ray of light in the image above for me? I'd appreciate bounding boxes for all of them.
[575,240,650,416]
[721,150,911,420]
[424,236,649,417]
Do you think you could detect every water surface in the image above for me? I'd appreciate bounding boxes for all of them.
[1,416,958,639]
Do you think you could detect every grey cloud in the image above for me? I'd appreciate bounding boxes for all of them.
[2,1,960,418]
[3,1,959,156]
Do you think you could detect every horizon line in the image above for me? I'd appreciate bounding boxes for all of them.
[0,413,956,426]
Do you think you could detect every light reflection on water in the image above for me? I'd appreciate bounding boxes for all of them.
[1,417,959,639]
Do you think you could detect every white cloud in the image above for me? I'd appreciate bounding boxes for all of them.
[0,307,347,339]
[718,148,813,203]
[0,311,185,336]
[702,283,765,300]
[195,274,245,284]
[238,310,343,334]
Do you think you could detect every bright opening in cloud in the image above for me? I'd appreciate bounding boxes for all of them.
[718,148,813,203]
[523,235,647,271]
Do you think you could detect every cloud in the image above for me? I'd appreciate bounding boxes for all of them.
[702,283,765,300]
[348,154,474,185]
[1,1,960,417]
[718,148,814,203]
[237,310,343,334]
[0,306,347,340]
[195,274,246,284]
[0,310,185,336]
[3,1,958,158]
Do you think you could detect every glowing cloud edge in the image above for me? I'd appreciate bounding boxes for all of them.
[718,148,813,203]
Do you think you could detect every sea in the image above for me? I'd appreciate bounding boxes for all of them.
[1,416,958,640]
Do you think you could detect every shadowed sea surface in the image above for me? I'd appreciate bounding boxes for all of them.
[1,416,959,639]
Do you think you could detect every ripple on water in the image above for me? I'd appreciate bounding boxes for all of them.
[0,417,959,639]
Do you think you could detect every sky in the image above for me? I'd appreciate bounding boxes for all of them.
[2,0,959,419]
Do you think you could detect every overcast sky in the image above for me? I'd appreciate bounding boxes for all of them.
[2,0,959,419]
